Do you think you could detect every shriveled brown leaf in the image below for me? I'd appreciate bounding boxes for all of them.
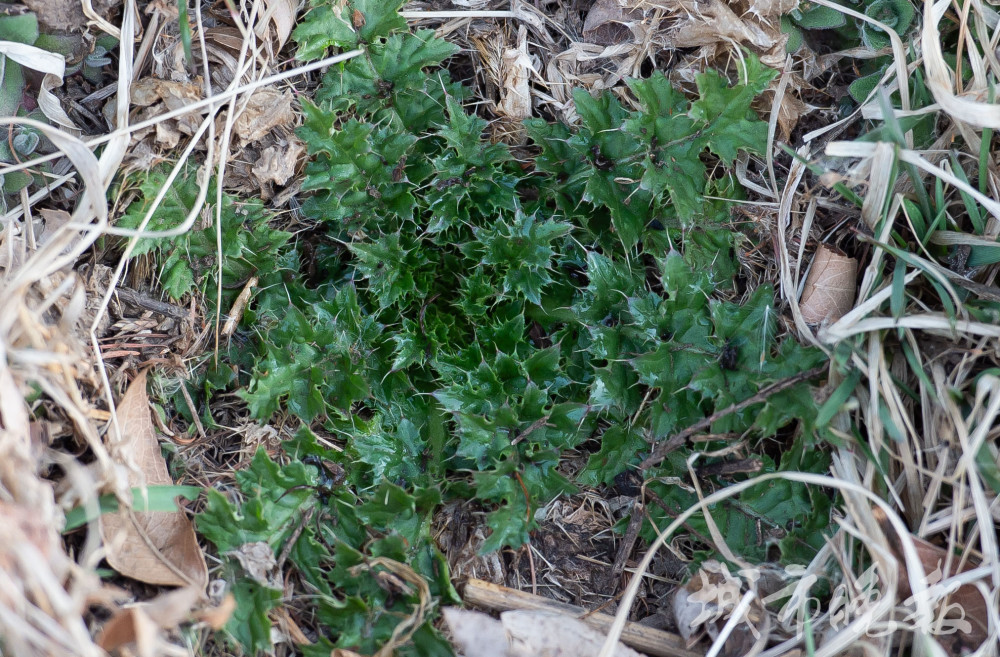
[274,606,313,645]
[775,93,809,141]
[101,370,208,588]
[252,139,305,187]
[98,587,202,657]
[582,0,641,46]
[22,0,114,34]
[227,541,277,587]
[667,0,775,51]
[130,78,202,111]
[873,507,991,653]
[799,245,857,324]
[234,89,295,145]
[747,0,799,20]
[197,593,236,630]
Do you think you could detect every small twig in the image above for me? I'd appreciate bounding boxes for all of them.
[512,414,552,445]
[641,364,827,470]
[695,457,764,478]
[178,379,206,439]
[276,507,315,573]
[111,287,190,320]
[606,501,643,590]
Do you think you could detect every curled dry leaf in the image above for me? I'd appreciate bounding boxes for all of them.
[776,93,809,142]
[0,40,78,130]
[130,78,202,112]
[799,244,858,324]
[100,370,209,588]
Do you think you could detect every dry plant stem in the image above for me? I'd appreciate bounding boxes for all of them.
[640,364,828,470]
[525,543,537,596]
[462,578,701,657]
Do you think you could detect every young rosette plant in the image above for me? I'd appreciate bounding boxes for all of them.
[179,0,837,652]
[860,0,915,50]
[782,0,917,102]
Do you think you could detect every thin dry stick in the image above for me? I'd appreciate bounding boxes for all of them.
[606,502,643,587]
[640,364,828,470]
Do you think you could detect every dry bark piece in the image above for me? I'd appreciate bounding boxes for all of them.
[100,370,208,588]
[799,244,858,324]
[582,0,641,46]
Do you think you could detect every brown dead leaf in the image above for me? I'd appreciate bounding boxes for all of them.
[670,560,767,656]
[775,93,809,142]
[130,78,202,111]
[0,209,74,272]
[197,593,236,630]
[98,587,202,657]
[260,0,296,48]
[233,89,295,145]
[101,370,208,588]
[799,245,857,324]
[873,507,991,653]
[668,0,775,51]
[274,606,313,645]
[582,0,641,46]
[747,0,799,20]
